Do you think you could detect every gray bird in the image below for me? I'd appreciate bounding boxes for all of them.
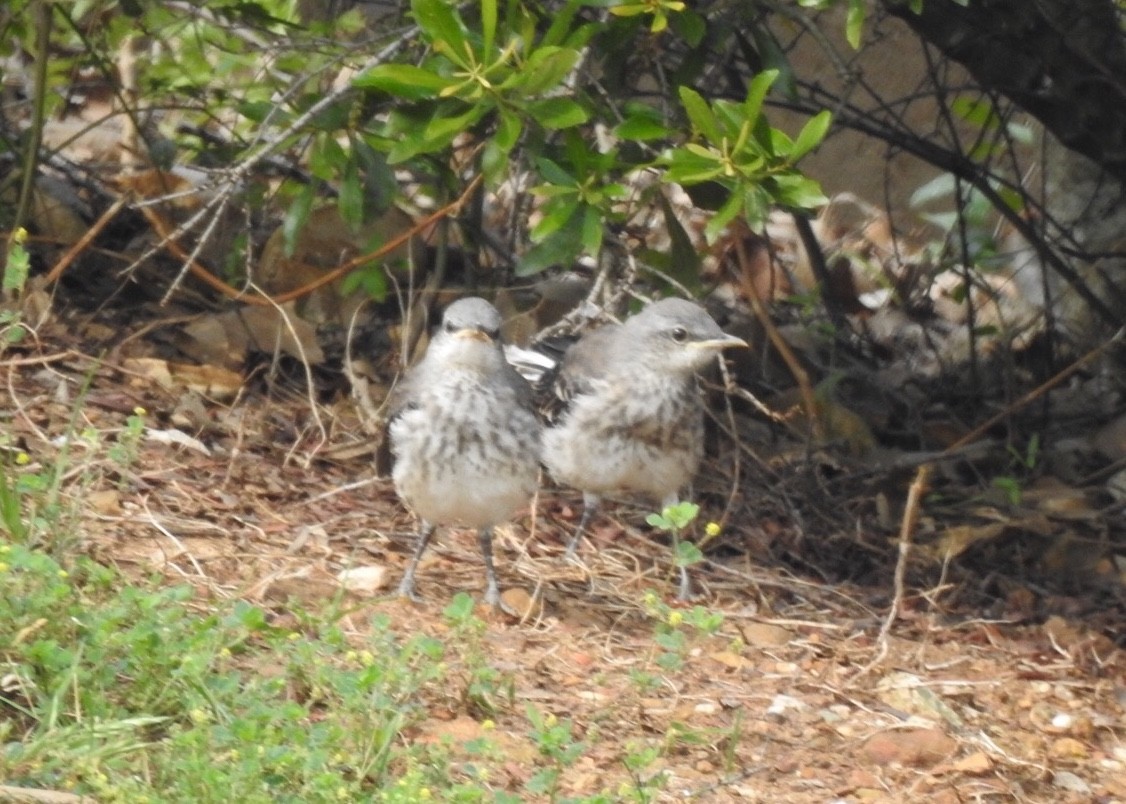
[541,297,747,598]
[380,297,541,607]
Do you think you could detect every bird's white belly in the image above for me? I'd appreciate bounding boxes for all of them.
[391,405,539,528]
[544,421,699,502]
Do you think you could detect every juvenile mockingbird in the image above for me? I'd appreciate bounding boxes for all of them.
[380,297,541,607]
[541,298,746,598]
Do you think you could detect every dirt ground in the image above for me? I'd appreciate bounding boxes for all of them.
[3,337,1124,804]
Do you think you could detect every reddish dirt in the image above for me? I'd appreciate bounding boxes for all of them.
[3,344,1124,803]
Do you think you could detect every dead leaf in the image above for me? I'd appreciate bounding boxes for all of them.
[500,587,540,620]
[739,622,792,647]
[121,357,243,399]
[87,489,122,515]
[860,728,957,767]
[708,650,752,670]
[145,428,211,456]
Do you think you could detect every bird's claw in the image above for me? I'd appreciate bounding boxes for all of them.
[397,578,423,603]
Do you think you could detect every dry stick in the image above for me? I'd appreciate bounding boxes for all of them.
[863,326,1124,673]
[42,197,128,286]
[134,174,482,307]
[732,236,824,441]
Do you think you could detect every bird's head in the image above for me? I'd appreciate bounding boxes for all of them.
[428,296,507,371]
[623,298,747,374]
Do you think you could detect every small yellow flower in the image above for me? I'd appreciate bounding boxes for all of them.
[189,708,210,724]
[287,632,300,641]
[359,649,374,666]
[15,452,30,465]
[335,787,349,800]
[667,610,684,627]
[0,563,8,573]
[705,521,721,537]
[57,569,68,579]
[481,719,495,730]
[133,406,147,417]
[12,227,28,245]
[419,789,432,800]
[544,713,557,727]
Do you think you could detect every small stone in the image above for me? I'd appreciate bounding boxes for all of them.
[1051,771,1091,794]
[1050,737,1088,759]
[336,565,389,594]
[1049,712,1073,731]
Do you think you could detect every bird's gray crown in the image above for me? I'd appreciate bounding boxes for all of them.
[623,297,729,345]
[440,297,504,338]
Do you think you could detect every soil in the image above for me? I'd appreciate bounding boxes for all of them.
[2,325,1124,803]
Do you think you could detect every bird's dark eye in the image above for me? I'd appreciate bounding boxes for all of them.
[444,320,458,334]
[483,327,500,340]
[670,326,688,343]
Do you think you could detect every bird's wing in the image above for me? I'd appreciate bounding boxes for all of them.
[538,324,620,423]
[374,368,421,477]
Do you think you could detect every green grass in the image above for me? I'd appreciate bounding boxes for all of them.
[0,427,712,802]
[0,537,452,801]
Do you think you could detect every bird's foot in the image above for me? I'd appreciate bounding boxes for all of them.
[397,577,423,603]
[675,566,694,602]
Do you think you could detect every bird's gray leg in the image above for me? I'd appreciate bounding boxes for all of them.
[477,528,501,607]
[564,492,600,559]
[661,493,693,601]
[398,521,436,601]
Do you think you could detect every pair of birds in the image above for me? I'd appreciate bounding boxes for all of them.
[381,295,747,606]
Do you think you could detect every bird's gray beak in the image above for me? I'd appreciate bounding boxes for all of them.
[690,333,748,352]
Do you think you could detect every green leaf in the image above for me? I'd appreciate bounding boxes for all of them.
[579,204,603,255]
[237,100,276,123]
[742,69,779,126]
[657,192,702,291]
[770,174,828,209]
[495,108,523,152]
[790,109,832,161]
[530,197,580,243]
[704,189,743,244]
[516,47,580,95]
[338,162,364,231]
[282,184,315,258]
[614,107,670,141]
[480,0,496,56]
[951,96,1000,130]
[670,9,706,47]
[412,0,469,65]
[678,86,722,144]
[481,138,507,183]
[909,173,956,208]
[526,97,588,129]
[674,540,704,568]
[846,0,865,49]
[352,64,452,99]
[423,106,485,144]
[516,233,578,276]
[663,147,723,185]
[534,156,578,187]
[748,26,797,99]
[517,210,586,275]
[664,501,699,529]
